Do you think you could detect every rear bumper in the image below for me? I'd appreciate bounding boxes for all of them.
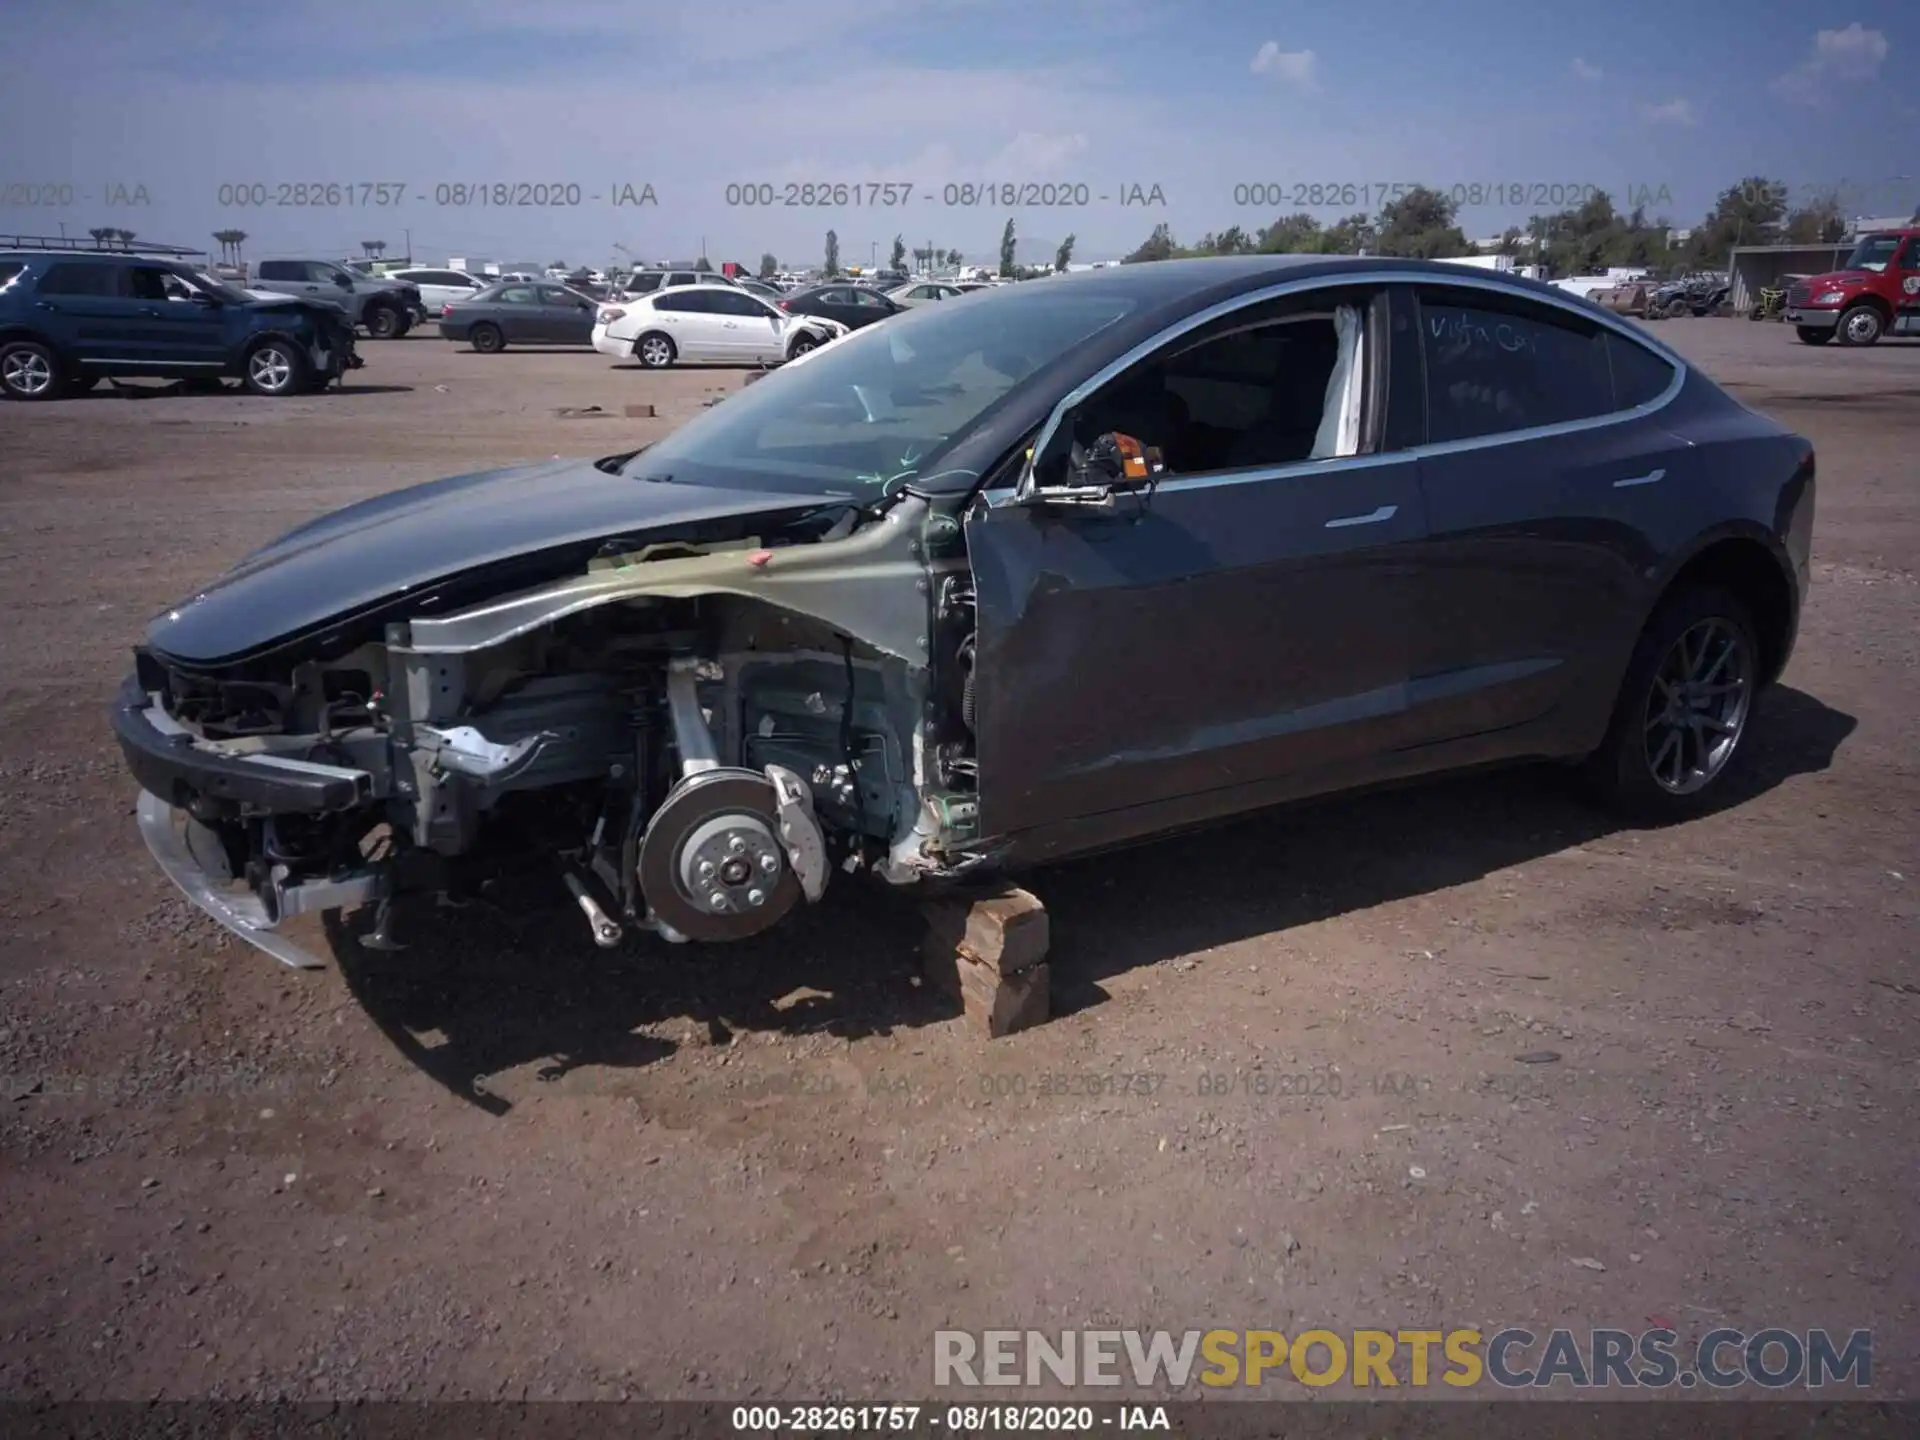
[109,674,373,814]
[592,330,631,359]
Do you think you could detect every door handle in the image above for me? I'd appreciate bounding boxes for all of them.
[139,307,161,317]
[1324,504,1398,529]
[1613,467,1665,488]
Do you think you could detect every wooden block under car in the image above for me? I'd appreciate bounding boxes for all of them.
[922,886,1052,1037]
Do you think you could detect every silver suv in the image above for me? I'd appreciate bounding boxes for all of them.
[621,268,742,298]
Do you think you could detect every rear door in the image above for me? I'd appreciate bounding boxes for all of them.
[32,261,135,365]
[651,290,722,359]
[1404,281,1689,753]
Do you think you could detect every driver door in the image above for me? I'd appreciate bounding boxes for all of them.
[963,285,1432,853]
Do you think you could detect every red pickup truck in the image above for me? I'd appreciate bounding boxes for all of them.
[1787,227,1920,346]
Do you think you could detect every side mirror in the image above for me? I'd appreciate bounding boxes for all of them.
[1069,431,1163,488]
[1020,430,1163,509]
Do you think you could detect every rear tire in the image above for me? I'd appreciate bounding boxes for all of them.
[1836,304,1883,347]
[1796,327,1832,346]
[1582,585,1760,823]
[242,338,308,396]
[469,323,504,354]
[364,303,403,340]
[0,340,62,401]
[635,332,676,368]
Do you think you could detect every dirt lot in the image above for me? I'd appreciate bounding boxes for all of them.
[0,321,1915,1403]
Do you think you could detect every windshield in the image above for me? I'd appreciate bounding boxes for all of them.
[1842,234,1900,272]
[186,269,256,304]
[618,287,1140,498]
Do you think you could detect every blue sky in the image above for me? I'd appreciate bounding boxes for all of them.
[1,1,1912,269]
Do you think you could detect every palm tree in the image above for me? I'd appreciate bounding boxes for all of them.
[112,229,137,250]
[88,227,113,248]
[213,228,249,267]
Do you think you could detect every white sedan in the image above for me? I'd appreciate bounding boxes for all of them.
[388,266,490,311]
[592,284,845,368]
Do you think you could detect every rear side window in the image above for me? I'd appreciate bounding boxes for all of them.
[658,291,716,313]
[38,263,124,297]
[1606,332,1677,410]
[630,273,663,292]
[1416,288,1612,443]
[255,260,300,281]
[495,286,536,304]
[668,272,698,287]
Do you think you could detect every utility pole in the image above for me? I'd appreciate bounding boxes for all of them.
[403,227,411,264]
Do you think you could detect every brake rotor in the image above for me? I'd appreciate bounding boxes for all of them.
[637,768,801,942]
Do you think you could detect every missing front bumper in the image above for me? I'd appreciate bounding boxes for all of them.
[135,792,329,969]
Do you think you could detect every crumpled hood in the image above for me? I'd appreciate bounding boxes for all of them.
[148,456,835,664]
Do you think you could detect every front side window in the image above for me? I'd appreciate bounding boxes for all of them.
[494,286,536,305]
[1416,289,1612,443]
[630,272,664,293]
[668,272,698,287]
[309,263,352,284]
[1044,298,1368,482]
[1898,236,1920,269]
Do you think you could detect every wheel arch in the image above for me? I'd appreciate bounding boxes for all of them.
[1652,527,1798,686]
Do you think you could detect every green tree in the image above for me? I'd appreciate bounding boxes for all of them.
[88,227,113,247]
[1784,194,1847,245]
[1054,233,1075,271]
[1254,213,1323,253]
[1372,187,1471,258]
[890,234,906,270]
[1317,213,1373,254]
[945,248,963,267]
[998,218,1017,277]
[824,230,840,277]
[1676,177,1789,270]
[1124,222,1178,263]
[759,252,778,278]
[1193,225,1255,256]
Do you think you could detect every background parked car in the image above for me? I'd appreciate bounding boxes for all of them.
[778,283,904,330]
[622,269,742,298]
[388,267,489,313]
[592,284,846,368]
[0,251,360,399]
[248,259,424,339]
[440,281,601,352]
[887,280,966,307]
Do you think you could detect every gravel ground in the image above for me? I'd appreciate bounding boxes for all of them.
[0,321,1914,1403]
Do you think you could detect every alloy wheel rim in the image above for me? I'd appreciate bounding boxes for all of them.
[1845,311,1879,343]
[250,348,291,390]
[641,338,670,365]
[1642,617,1752,795]
[5,350,53,395]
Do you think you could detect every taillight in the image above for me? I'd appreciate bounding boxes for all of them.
[440,303,452,317]
[598,307,625,324]
[778,299,792,310]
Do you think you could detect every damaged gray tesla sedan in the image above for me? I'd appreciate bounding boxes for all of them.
[111,257,1814,967]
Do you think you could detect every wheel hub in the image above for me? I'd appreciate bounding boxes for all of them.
[637,769,802,941]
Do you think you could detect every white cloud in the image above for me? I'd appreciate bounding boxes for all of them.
[1771,23,1890,105]
[1571,57,1603,81]
[1642,98,1698,127]
[1250,42,1320,89]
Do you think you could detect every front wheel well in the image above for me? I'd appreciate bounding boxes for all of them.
[1661,538,1794,683]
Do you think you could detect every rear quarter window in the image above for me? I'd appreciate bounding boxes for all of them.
[1606,332,1678,410]
[37,263,123,297]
